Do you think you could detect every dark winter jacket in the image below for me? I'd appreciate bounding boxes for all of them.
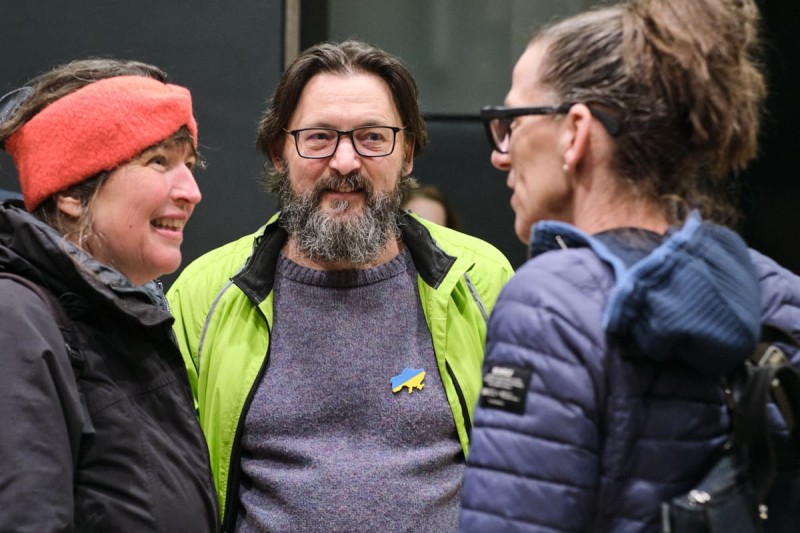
[460,212,800,532]
[0,202,219,532]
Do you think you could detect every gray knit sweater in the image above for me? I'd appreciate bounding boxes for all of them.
[236,248,464,532]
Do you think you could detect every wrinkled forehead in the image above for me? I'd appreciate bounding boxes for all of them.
[292,71,402,127]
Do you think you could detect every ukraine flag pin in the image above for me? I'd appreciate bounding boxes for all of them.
[391,368,426,394]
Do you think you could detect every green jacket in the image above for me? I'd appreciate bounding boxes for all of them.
[167,212,514,525]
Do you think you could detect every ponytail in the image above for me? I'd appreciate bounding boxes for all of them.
[535,0,767,224]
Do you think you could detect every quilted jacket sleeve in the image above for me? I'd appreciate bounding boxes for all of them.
[0,280,84,531]
[749,249,800,364]
[461,250,611,532]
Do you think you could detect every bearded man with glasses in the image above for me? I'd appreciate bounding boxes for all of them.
[167,40,513,532]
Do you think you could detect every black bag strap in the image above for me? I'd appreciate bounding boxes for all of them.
[733,323,800,507]
[758,323,799,349]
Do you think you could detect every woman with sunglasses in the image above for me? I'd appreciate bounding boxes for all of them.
[460,0,800,530]
[0,59,218,531]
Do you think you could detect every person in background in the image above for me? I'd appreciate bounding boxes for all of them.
[167,40,513,532]
[0,59,219,531]
[402,183,462,230]
[460,0,800,530]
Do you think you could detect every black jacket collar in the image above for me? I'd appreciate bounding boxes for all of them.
[232,212,456,304]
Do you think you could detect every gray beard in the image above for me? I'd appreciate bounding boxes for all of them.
[277,170,403,266]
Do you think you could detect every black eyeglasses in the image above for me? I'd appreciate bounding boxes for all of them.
[479,103,621,153]
[284,126,404,159]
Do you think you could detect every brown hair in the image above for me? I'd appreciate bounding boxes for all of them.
[533,0,766,225]
[257,40,427,190]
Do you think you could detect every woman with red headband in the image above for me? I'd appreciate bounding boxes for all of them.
[0,59,218,531]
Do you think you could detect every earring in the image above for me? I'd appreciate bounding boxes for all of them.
[562,163,569,172]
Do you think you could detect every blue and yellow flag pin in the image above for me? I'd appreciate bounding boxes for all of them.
[391,368,426,394]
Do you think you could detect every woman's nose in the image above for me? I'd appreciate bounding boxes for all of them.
[491,149,511,172]
[173,164,202,206]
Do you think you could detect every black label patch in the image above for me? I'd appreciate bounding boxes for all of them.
[479,364,532,414]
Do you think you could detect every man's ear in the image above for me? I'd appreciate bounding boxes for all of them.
[269,144,286,172]
[56,194,83,218]
[402,142,415,176]
[561,103,592,173]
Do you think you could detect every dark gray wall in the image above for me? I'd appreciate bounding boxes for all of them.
[0,0,283,287]
[2,1,798,281]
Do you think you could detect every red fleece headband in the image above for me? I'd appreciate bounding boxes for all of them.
[6,75,197,210]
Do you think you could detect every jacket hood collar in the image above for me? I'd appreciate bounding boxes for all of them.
[398,212,457,288]
[0,203,170,326]
[232,212,457,304]
[530,211,761,377]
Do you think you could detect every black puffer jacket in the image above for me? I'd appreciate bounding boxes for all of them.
[0,202,219,532]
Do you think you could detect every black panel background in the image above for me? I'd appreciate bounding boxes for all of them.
[2,0,797,283]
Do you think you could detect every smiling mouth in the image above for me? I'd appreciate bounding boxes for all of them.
[152,218,185,231]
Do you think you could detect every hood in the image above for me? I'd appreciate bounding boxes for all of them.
[530,212,761,377]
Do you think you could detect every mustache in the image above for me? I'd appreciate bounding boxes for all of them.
[309,172,374,203]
